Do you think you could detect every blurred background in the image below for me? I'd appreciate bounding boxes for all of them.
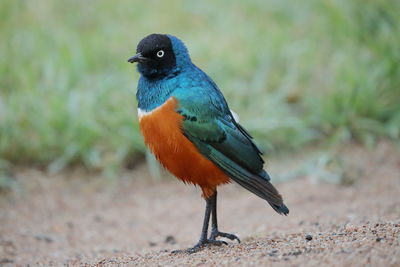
[1,0,400,188]
[1,1,400,265]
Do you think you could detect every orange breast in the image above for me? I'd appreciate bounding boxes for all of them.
[139,97,230,198]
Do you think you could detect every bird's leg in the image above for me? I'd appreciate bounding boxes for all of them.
[172,191,227,254]
[209,191,241,243]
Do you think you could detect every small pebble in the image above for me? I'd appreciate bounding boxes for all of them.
[376,237,383,242]
[291,250,302,256]
[165,235,177,245]
[35,234,53,243]
[305,234,313,241]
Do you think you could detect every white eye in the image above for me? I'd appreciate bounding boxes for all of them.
[156,50,164,58]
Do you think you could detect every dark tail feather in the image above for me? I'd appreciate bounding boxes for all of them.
[233,173,289,216]
[205,149,289,215]
[270,203,289,215]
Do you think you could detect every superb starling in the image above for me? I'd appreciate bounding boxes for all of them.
[128,34,288,253]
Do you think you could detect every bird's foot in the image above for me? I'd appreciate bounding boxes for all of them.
[210,230,241,243]
[171,239,227,254]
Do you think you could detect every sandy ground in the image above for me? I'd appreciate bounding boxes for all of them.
[0,142,399,266]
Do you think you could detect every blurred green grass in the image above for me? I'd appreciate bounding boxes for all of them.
[1,0,399,175]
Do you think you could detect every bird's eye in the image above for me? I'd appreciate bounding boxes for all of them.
[156,50,164,58]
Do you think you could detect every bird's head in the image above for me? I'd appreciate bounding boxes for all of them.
[128,34,191,79]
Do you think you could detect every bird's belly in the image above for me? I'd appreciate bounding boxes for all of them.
[138,97,230,198]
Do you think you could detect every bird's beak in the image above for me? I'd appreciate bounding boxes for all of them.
[127,53,148,63]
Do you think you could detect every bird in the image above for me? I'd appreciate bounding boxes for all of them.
[128,33,289,253]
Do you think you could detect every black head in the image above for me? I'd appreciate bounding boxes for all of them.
[128,34,177,78]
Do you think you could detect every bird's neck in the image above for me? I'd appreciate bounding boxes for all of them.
[136,75,178,112]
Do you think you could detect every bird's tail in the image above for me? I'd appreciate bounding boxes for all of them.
[269,202,289,215]
[234,170,289,215]
[205,147,289,215]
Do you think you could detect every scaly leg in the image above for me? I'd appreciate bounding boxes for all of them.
[172,191,227,254]
[209,191,241,243]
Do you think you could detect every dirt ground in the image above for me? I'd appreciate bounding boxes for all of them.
[0,142,399,267]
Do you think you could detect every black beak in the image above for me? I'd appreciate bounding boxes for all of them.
[127,53,148,63]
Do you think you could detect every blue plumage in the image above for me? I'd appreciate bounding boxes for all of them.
[129,33,289,252]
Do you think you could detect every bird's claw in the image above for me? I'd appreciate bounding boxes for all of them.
[210,231,241,243]
[171,239,227,254]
